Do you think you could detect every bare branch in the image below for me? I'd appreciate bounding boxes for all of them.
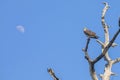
[111,72,117,76]
[101,2,109,43]
[101,2,111,62]
[96,39,104,47]
[82,37,99,80]
[113,58,120,64]
[89,63,98,80]
[111,43,118,47]
[93,29,120,64]
[47,68,59,80]
[82,37,98,80]
[101,2,110,29]
[82,37,92,62]
[101,62,114,80]
[85,37,90,51]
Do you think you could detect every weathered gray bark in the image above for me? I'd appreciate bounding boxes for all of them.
[83,2,120,80]
[47,2,120,80]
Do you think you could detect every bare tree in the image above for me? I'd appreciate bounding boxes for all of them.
[47,2,120,80]
[82,2,120,80]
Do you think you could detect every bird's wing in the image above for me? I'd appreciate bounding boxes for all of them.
[85,29,96,36]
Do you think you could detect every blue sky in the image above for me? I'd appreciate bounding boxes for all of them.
[0,0,120,80]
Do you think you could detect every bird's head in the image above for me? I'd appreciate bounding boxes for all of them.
[84,27,87,31]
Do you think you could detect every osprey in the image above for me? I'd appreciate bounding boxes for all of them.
[83,27,99,39]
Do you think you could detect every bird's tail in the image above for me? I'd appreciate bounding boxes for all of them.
[95,35,99,39]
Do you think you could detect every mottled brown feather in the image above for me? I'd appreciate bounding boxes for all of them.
[84,28,99,39]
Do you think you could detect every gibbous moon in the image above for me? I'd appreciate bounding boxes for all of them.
[16,25,25,33]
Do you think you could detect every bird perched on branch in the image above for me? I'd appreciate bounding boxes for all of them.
[83,27,99,39]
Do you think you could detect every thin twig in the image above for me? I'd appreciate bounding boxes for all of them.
[113,58,120,64]
[96,39,104,47]
[85,37,90,51]
[47,68,59,80]
[82,37,92,62]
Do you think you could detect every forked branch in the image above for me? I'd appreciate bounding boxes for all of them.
[93,28,120,64]
[82,2,120,80]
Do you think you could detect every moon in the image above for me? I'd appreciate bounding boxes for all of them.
[16,25,25,33]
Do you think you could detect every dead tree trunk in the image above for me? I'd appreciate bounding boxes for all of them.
[83,2,120,80]
[47,2,120,80]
